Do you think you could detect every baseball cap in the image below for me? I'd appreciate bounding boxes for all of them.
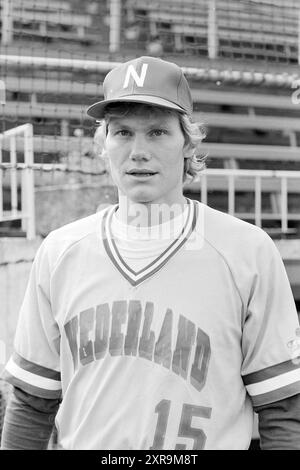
[86,56,193,119]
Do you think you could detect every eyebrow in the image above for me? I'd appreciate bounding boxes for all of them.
[109,121,131,129]
[109,119,171,128]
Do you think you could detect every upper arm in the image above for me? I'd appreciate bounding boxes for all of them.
[241,234,300,408]
[1,237,62,400]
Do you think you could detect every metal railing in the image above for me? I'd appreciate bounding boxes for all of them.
[1,127,300,238]
[0,124,35,239]
[187,169,300,233]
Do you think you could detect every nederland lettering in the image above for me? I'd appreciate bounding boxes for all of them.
[64,300,211,392]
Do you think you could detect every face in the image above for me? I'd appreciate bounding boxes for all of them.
[104,110,190,206]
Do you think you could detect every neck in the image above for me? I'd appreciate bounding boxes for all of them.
[116,195,188,227]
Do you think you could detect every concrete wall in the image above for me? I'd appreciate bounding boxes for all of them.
[34,173,118,236]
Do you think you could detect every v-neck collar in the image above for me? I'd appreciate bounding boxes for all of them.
[101,199,198,286]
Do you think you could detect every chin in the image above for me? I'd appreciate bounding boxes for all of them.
[132,195,163,206]
[129,193,156,204]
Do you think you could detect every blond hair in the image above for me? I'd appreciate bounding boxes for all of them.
[93,103,207,183]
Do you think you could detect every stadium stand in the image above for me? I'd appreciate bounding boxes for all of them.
[126,0,299,62]
[1,0,98,44]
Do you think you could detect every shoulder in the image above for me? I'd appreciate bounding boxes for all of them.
[49,209,105,241]
[197,200,271,251]
[37,206,114,269]
[192,200,280,272]
[192,200,286,310]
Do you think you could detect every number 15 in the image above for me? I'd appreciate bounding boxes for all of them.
[150,399,212,450]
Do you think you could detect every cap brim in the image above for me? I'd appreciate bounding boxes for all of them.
[86,95,186,119]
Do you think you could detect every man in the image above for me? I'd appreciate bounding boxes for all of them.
[1,56,300,450]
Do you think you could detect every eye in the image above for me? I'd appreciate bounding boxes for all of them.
[115,129,131,137]
[150,129,167,137]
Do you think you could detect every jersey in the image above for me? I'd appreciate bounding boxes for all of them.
[2,199,300,450]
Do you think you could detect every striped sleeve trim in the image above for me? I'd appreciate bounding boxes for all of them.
[243,357,300,385]
[2,356,62,398]
[2,370,62,399]
[250,381,300,408]
[243,360,300,407]
[12,351,61,381]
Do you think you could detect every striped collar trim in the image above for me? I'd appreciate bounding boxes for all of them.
[102,199,198,286]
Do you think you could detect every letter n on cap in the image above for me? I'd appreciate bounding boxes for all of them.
[123,63,148,88]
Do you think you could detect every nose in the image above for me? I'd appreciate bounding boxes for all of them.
[129,135,151,161]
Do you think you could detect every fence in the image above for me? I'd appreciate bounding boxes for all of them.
[1,1,300,187]
[0,123,35,239]
[1,1,300,238]
[186,168,300,233]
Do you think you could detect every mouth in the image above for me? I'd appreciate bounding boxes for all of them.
[126,170,158,177]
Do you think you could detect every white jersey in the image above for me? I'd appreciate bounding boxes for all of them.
[3,199,300,450]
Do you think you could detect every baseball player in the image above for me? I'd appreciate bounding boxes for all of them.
[1,56,300,450]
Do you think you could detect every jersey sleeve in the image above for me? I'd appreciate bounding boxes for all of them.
[1,236,62,399]
[241,233,300,407]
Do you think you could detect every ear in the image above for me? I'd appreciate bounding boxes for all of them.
[93,122,107,159]
[183,142,194,160]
